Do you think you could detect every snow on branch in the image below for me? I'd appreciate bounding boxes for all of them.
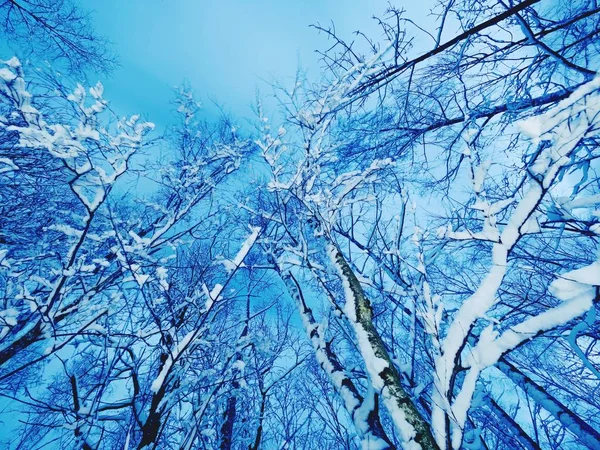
[429,75,600,449]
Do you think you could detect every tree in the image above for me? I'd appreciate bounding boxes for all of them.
[2,1,600,449]
[0,0,115,75]
[256,1,599,448]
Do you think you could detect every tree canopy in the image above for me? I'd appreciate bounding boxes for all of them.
[0,1,599,449]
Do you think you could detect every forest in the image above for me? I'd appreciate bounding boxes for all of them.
[0,0,599,449]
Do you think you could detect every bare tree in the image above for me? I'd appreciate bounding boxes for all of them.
[0,0,115,74]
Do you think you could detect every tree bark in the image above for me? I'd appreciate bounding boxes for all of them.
[275,261,395,449]
[330,245,439,450]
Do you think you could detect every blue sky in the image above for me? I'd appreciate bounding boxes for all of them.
[78,0,423,128]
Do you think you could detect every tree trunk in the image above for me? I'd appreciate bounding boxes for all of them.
[329,244,439,450]
[220,396,237,450]
[488,397,542,450]
[275,262,395,449]
[496,358,600,450]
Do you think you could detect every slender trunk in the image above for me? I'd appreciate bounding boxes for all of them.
[137,364,168,450]
[496,358,600,449]
[274,261,395,449]
[488,397,542,450]
[70,375,93,450]
[220,396,237,450]
[249,391,266,450]
[329,245,439,450]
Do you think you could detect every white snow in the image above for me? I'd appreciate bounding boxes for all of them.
[550,260,600,300]
[150,330,195,392]
[0,68,17,82]
[47,224,83,238]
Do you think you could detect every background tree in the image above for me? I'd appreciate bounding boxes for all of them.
[2,0,600,449]
[0,0,115,75]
